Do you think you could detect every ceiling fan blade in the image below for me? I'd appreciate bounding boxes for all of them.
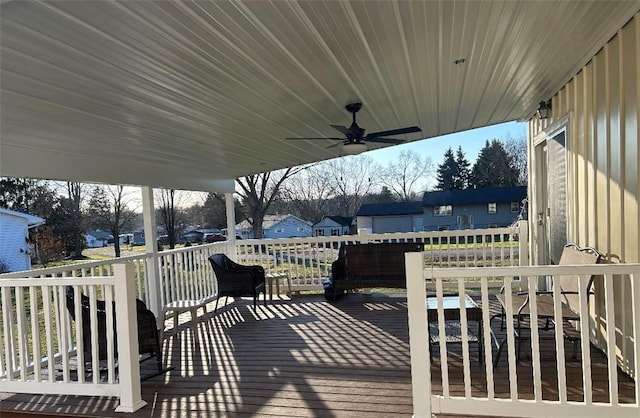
[366,126,422,139]
[285,137,344,140]
[365,137,405,144]
[330,124,351,135]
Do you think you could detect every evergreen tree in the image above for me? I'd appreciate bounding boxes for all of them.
[454,146,471,189]
[470,140,519,188]
[435,148,457,190]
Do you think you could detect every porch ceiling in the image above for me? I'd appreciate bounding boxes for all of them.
[1,1,637,192]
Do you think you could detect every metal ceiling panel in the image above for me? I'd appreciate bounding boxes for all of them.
[1,0,638,191]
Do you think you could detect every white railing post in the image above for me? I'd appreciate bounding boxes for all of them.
[142,186,161,317]
[113,263,147,413]
[406,252,432,418]
[225,192,237,261]
[518,220,529,266]
[357,228,370,244]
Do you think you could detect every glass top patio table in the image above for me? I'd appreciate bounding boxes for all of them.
[426,294,478,310]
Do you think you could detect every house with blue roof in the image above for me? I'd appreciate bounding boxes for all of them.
[355,186,527,233]
[312,216,354,237]
[422,186,527,231]
[236,214,312,239]
[356,201,424,233]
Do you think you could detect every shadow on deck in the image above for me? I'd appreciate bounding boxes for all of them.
[0,293,635,417]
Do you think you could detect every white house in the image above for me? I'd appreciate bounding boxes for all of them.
[312,216,354,237]
[236,214,312,239]
[85,230,112,248]
[0,208,44,273]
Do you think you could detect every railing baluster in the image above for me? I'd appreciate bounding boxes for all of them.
[502,276,518,400]
[435,277,449,397]
[578,273,593,405]
[480,277,494,399]
[457,278,472,398]
[528,276,543,403]
[604,272,619,406]
[29,285,41,382]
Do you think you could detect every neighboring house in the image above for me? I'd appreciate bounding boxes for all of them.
[236,214,312,239]
[312,216,354,237]
[357,201,424,233]
[0,208,44,273]
[85,230,111,248]
[422,186,527,231]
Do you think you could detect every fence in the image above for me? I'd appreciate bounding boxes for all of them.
[406,254,640,418]
[0,264,145,412]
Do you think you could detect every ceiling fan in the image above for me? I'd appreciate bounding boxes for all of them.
[286,102,422,155]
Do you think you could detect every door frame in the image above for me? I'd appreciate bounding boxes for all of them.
[531,114,570,267]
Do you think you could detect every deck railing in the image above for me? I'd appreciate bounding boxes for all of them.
[236,221,527,291]
[406,254,640,418]
[0,224,525,412]
[0,264,145,412]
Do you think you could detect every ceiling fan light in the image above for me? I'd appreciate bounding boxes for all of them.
[341,142,368,155]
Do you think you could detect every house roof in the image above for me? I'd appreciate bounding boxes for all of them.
[236,214,311,230]
[0,208,45,228]
[1,2,637,191]
[422,186,527,207]
[325,216,353,227]
[357,201,423,217]
[86,230,112,240]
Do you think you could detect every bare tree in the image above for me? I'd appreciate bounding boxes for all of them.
[156,189,191,249]
[326,155,378,216]
[236,166,309,239]
[280,164,335,224]
[502,133,528,185]
[86,185,139,257]
[65,182,85,258]
[378,150,434,201]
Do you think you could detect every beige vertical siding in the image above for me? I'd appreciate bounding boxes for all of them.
[529,12,639,376]
[530,12,639,264]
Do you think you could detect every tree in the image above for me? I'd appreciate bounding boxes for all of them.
[470,140,520,188]
[0,177,58,219]
[60,182,85,259]
[156,189,184,249]
[198,192,244,230]
[363,186,396,204]
[280,163,335,224]
[236,166,308,239]
[378,150,433,201]
[502,134,528,185]
[435,148,458,190]
[325,155,377,216]
[86,185,138,257]
[454,146,471,189]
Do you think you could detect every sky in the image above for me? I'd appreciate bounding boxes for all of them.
[119,120,527,208]
[366,120,527,167]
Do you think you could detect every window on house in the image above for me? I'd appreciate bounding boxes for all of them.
[331,228,339,236]
[488,203,497,214]
[433,205,452,216]
[510,201,520,213]
[316,230,324,236]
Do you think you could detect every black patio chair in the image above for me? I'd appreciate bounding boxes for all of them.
[208,254,266,312]
[65,286,173,380]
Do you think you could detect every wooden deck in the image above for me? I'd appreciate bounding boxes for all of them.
[0,293,636,417]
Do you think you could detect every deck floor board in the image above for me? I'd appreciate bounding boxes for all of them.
[0,293,635,417]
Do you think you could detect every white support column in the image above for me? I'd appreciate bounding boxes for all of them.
[141,186,161,317]
[113,263,147,413]
[405,252,432,418]
[225,192,237,260]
